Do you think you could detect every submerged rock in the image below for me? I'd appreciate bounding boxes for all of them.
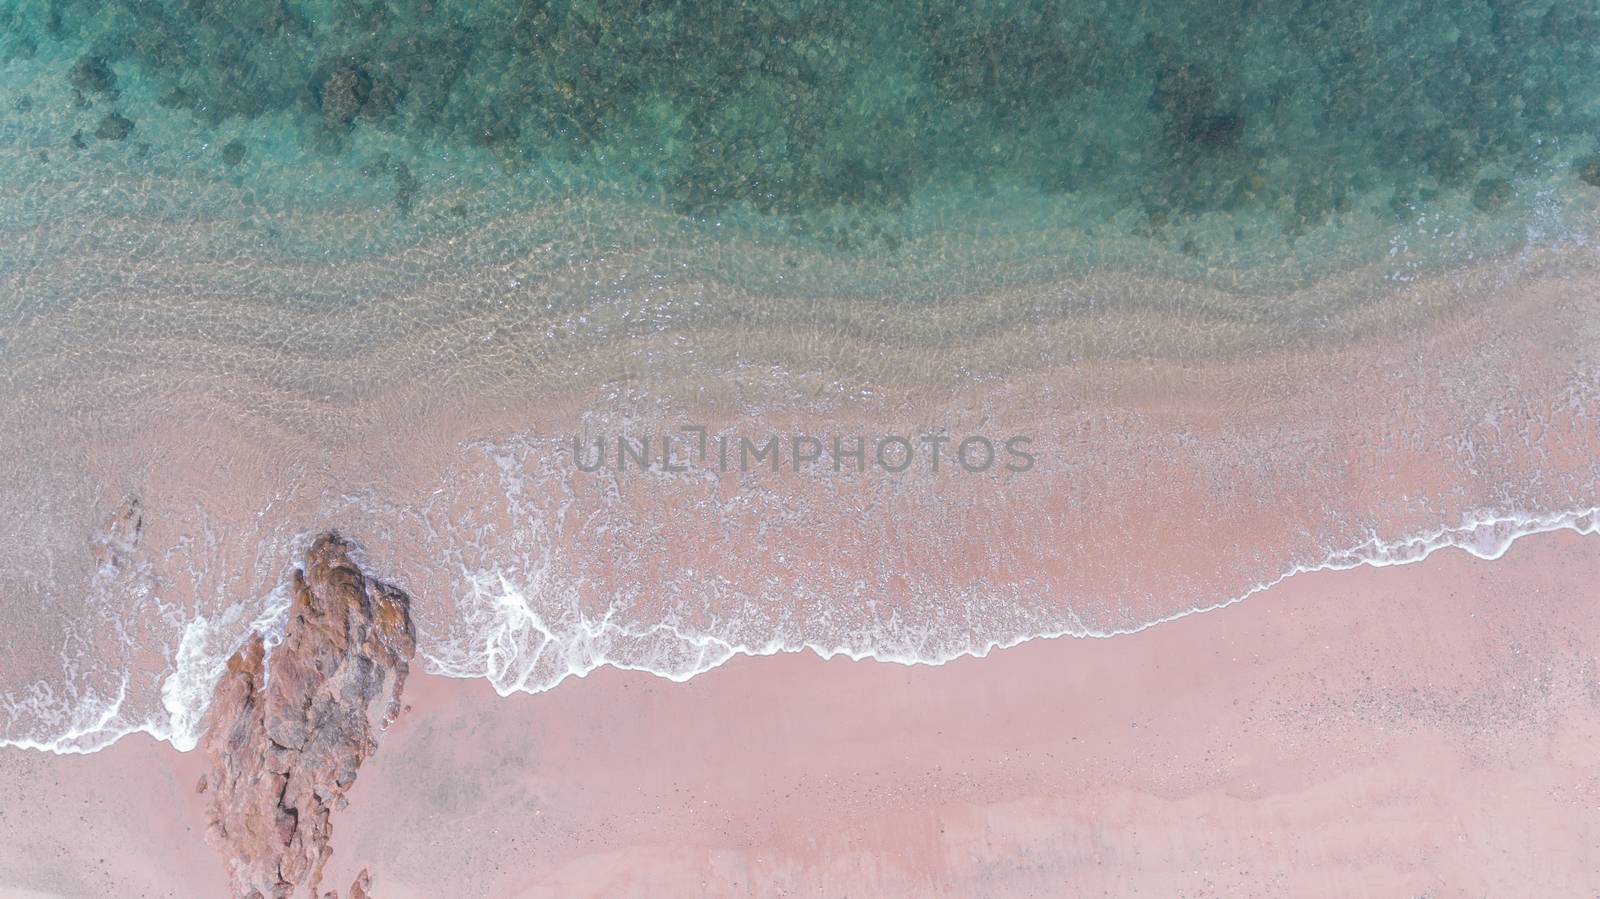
[1578,156,1600,188]
[95,112,134,142]
[199,533,415,899]
[68,55,116,94]
[317,61,395,131]
[1472,177,1514,212]
[91,495,143,570]
[320,63,372,129]
[392,161,418,216]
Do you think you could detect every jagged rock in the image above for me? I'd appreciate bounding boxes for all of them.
[200,534,415,898]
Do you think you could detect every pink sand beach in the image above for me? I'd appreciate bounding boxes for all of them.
[4,528,1595,897]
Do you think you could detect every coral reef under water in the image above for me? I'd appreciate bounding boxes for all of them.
[6,0,1599,251]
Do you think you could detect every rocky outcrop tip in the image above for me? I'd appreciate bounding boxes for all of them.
[198,533,415,899]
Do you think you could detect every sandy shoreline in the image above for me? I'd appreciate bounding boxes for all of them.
[2,527,1595,897]
[6,17,1600,895]
[3,218,1597,752]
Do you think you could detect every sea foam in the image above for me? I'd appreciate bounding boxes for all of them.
[420,505,1600,698]
[2,500,1595,756]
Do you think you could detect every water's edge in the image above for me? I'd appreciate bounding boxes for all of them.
[5,503,1594,756]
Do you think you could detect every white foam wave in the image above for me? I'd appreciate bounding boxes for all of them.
[0,674,130,755]
[5,505,1595,756]
[0,579,295,756]
[158,581,294,752]
[419,505,1600,696]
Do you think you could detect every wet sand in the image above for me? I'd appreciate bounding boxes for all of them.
[4,527,1594,897]
[323,528,1600,898]
[3,211,1598,751]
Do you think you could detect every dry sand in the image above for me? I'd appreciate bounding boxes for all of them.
[4,528,1595,897]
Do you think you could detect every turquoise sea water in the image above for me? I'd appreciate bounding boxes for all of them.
[4,0,1600,283]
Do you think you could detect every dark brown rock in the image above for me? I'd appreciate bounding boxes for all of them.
[200,534,415,898]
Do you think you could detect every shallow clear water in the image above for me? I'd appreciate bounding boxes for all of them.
[4,0,1600,277]
[2,0,1599,753]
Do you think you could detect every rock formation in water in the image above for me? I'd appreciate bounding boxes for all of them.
[198,533,415,899]
[91,495,143,571]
